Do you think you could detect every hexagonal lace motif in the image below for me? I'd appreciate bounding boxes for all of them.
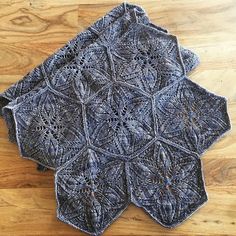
[12,88,86,169]
[86,83,154,156]
[56,148,129,235]
[129,141,208,227]
[154,78,230,154]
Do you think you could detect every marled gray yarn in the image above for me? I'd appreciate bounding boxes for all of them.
[0,4,198,141]
[0,3,199,172]
[0,3,231,236]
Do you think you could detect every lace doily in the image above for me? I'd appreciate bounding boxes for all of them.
[0,3,231,235]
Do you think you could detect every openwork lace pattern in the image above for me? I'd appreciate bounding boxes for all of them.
[0,3,231,236]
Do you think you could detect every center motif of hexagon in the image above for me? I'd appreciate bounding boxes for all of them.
[86,84,154,156]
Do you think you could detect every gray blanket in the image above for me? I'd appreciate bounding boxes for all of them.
[0,3,231,235]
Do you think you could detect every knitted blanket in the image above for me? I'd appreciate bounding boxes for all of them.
[0,3,231,235]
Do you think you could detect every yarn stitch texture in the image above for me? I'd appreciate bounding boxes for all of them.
[0,3,199,171]
[0,3,231,236]
[0,4,197,116]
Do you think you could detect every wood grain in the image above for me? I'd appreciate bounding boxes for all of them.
[0,0,235,235]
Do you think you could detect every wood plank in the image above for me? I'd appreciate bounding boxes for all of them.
[0,43,63,75]
[0,1,80,43]
[0,0,235,43]
[0,187,235,235]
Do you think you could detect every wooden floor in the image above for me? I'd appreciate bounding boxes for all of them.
[0,0,236,235]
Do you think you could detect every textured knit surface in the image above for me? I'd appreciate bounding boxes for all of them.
[0,2,231,236]
[0,3,199,172]
[3,18,202,170]
[0,3,198,117]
